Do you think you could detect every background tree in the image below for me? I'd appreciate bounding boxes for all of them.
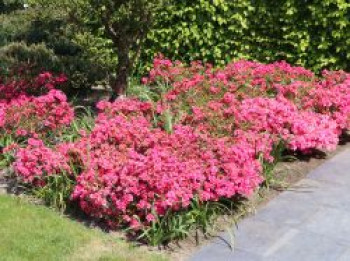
[85,0,167,99]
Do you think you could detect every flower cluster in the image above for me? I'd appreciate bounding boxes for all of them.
[235,97,339,152]
[0,72,73,138]
[96,98,153,119]
[0,89,74,138]
[13,138,71,186]
[0,70,67,101]
[0,103,5,128]
[302,70,350,131]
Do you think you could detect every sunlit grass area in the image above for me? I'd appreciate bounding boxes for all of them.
[0,195,167,261]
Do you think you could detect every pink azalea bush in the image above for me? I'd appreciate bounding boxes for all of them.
[0,71,73,139]
[235,97,339,152]
[146,57,349,154]
[302,70,350,131]
[14,138,71,185]
[70,109,262,228]
[1,90,74,138]
[0,70,67,101]
[0,69,75,209]
[8,58,350,244]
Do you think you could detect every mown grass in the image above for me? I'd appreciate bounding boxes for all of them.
[0,195,167,261]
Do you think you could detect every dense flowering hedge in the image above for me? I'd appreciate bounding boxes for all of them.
[0,71,73,139]
[5,58,350,242]
[71,112,262,228]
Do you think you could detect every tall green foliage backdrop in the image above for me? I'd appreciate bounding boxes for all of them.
[141,0,350,72]
[0,0,349,93]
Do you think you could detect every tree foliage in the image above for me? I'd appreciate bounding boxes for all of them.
[83,0,167,97]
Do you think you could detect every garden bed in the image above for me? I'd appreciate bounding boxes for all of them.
[1,58,350,254]
[1,139,349,261]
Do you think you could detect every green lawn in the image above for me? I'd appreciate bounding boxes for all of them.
[0,195,167,261]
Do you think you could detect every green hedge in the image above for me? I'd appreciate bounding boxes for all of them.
[141,0,350,72]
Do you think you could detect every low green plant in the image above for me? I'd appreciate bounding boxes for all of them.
[0,9,31,46]
[32,169,75,212]
[127,79,160,102]
[260,140,297,190]
[137,197,235,246]
[59,106,95,143]
[0,133,15,169]
[0,42,60,73]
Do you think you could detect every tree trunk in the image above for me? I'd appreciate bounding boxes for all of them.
[110,49,131,101]
[113,66,128,95]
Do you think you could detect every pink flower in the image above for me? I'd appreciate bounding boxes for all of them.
[27,138,44,147]
[146,214,156,223]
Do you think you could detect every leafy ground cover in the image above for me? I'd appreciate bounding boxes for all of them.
[1,57,350,247]
[0,195,166,261]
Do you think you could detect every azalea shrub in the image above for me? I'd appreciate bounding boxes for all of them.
[71,112,262,229]
[14,138,72,185]
[145,57,348,150]
[0,70,74,140]
[0,68,68,100]
[0,69,76,208]
[6,58,350,245]
[13,138,76,210]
